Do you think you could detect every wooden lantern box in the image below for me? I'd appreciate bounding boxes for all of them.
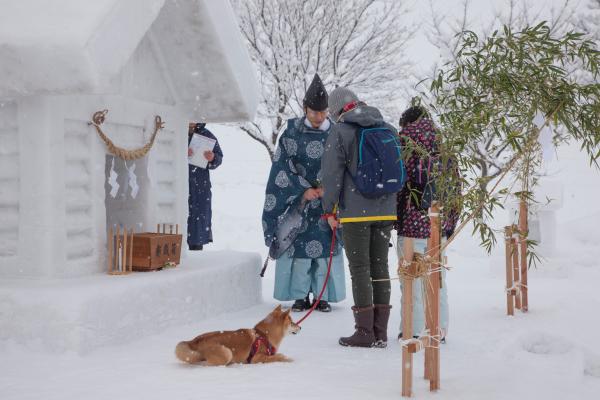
[131,232,183,271]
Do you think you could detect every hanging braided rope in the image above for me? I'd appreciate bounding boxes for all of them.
[89,110,164,160]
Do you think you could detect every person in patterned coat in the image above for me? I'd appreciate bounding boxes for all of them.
[395,105,461,342]
[262,74,346,312]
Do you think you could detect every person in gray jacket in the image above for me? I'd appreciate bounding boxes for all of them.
[320,87,397,348]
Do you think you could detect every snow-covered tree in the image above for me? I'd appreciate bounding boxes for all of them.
[424,0,577,190]
[427,22,600,254]
[232,0,414,159]
[578,0,600,44]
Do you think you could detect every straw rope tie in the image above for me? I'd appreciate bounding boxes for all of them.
[89,109,164,160]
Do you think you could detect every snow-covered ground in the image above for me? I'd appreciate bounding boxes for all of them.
[2,125,600,399]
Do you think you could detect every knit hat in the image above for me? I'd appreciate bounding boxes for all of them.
[328,86,359,121]
[303,73,328,111]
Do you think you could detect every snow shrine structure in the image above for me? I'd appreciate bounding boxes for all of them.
[0,0,261,352]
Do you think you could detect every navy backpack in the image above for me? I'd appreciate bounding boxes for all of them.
[352,126,407,198]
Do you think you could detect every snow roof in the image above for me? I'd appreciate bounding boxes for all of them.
[0,0,258,122]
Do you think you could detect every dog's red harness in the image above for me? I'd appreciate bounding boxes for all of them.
[246,329,276,364]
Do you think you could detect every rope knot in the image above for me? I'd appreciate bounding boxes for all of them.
[92,110,108,125]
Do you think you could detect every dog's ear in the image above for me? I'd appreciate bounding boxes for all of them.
[282,308,291,317]
[274,304,282,313]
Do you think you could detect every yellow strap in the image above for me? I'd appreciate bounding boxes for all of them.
[339,215,397,223]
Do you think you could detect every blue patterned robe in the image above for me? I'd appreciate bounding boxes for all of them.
[262,117,345,302]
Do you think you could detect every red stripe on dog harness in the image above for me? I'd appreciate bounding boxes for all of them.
[246,330,276,363]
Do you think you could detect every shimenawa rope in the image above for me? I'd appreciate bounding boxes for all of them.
[88,110,164,160]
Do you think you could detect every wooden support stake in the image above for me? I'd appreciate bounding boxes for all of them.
[401,264,415,397]
[169,224,173,234]
[114,225,120,273]
[157,223,160,233]
[108,226,114,274]
[175,224,179,235]
[505,226,515,316]
[162,223,166,234]
[425,202,441,391]
[519,199,529,312]
[512,233,521,310]
[128,228,133,273]
[122,226,128,274]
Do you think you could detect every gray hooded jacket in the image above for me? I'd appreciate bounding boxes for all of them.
[320,105,398,223]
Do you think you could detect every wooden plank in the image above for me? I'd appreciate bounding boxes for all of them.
[128,228,134,273]
[505,226,514,316]
[407,336,430,354]
[519,199,529,312]
[122,226,128,274]
[114,225,120,273]
[427,202,441,391]
[108,226,113,274]
[512,235,521,310]
[401,272,414,397]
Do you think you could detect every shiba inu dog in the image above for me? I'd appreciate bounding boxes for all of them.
[175,305,300,366]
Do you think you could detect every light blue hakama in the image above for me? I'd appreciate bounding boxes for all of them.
[273,252,346,302]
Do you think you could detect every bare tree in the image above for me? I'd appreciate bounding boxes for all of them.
[578,0,600,41]
[232,0,414,159]
[423,0,577,190]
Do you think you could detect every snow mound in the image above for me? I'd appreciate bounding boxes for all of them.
[585,353,600,378]
[520,332,573,355]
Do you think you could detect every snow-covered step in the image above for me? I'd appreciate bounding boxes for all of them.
[0,251,262,353]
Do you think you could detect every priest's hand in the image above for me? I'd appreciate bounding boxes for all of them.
[303,188,321,201]
[327,216,339,230]
[204,151,215,162]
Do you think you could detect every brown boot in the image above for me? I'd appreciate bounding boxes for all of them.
[373,304,392,348]
[338,306,375,347]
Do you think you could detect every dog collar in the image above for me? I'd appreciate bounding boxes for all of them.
[247,329,277,363]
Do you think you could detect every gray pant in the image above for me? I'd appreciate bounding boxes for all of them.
[341,221,393,307]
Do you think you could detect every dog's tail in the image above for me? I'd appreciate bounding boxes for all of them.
[175,341,204,364]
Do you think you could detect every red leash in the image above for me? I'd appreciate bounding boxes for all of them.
[296,216,337,325]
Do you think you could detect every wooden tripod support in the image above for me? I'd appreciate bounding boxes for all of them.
[504,199,529,314]
[401,202,442,396]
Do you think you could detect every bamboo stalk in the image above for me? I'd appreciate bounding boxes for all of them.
[505,226,514,316]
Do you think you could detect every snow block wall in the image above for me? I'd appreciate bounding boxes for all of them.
[0,102,19,260]
[64,119,97,271]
